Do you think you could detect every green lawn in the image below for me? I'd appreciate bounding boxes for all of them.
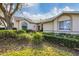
[0,43,74,56]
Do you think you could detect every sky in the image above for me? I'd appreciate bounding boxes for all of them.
[15,3,79,20]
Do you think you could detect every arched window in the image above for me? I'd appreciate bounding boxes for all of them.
[21,22,27,30]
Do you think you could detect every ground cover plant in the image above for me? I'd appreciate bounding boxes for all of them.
[0,43,73,56]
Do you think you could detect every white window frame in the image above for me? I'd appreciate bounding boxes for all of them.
[58,20,71,31]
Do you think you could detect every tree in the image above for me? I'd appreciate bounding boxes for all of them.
[0,3,21,29]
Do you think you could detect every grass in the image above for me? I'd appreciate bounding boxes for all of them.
[0,43,74,56]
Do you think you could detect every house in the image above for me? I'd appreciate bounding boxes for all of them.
[12,16,44,31]
[40,11,79,34]
[13,16,38,31]
[0,17,38,31]
[1,11,79,34]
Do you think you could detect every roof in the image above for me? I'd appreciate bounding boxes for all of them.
[13,11,79,24]
[39,11,79,23]
[13,16,38,24]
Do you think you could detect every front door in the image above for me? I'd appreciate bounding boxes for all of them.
[38,25,40,31]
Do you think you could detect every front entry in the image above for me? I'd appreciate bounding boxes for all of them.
[37,24,43,31]
[22,22,27,30]
[38,25,40,31]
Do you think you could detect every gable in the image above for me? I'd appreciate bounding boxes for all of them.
[57,14,71,21]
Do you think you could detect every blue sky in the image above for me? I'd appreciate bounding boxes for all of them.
[16,3,79,20]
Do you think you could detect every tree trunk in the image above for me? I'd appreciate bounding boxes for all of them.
[6,16,13,30]
[6,24,13,30]
[6,21,13,30]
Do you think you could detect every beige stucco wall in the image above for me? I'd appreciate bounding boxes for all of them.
[43,15,71,33]
[43,22,54,32]
[13,20,21,30]
[53,18,58,32]
[56,15,71,32]
[27,23,37,31]
[13,18,37,31]
[57,14,79,34]
[43,14,79,34]
[20,20,37,31]
[72,15,79,32]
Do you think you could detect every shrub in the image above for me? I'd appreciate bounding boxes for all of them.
[16,30,26,34]
[0,30,17,45]
[32,32,43,45]
[0,30,34,45]
[44,34,79,48]
[17,33,32,44]
[0,30,17,39]
[26,30,35,33]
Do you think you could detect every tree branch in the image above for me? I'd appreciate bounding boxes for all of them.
[9,3,14,15]
[0,3,7,16]
[0,19,7,28]
[10,3,20,16]
[0,15,5,20]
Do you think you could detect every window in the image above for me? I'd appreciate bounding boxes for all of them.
[59,20,71,30]
[22,22,27,30]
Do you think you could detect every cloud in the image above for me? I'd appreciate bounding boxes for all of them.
[50,6,75,16]
[22,11,53,20]
[20,6,77,21]
[46,6,76,18]
[22,12,43,20]
[63,6,75,11]
[52,7,59,15]
[22,3,39,8]
[27,3,38,7]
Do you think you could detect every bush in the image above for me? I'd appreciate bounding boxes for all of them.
[0,30,17,45]
[26,30,35,33]
[44,33,79,39]
[0,30,17,39]
[16,30,26,34]
[17,33,32,44]
[44,34,79,48]
[32,32,43,45]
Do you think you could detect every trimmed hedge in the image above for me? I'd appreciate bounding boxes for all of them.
[44,34,79,48]
[16,30,26,34]
[0,30,28,45]
[0,30,44,46]
[56,33,79,39]
[0,30,17,39]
